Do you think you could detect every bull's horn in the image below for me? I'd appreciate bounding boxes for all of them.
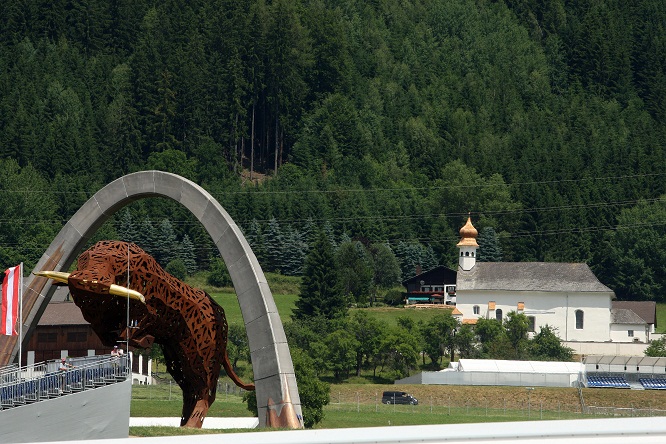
[34,271,146,304]
[34,270,70,284]
[109,284,146,304]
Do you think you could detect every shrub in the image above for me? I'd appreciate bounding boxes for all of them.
[165,259,187,280]
[383,289,404,306]
[207,258,232,287]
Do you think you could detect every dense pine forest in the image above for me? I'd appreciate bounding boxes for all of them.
[1,0,666,301]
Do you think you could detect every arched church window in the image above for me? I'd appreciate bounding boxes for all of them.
[575,310,584,329]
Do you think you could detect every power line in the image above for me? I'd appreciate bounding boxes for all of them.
[2,171,666,197]
[1,195,662,226]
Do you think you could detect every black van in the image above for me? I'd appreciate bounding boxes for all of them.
[381,391,418,405]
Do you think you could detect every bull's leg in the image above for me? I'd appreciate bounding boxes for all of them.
[181,398,210,428]
[180,397,196,427]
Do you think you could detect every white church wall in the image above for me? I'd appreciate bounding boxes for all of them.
[457,290,612,342]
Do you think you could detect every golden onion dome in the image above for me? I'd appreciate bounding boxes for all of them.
[456,216,479,247]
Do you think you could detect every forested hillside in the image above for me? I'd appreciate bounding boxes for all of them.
[1,0,666,301]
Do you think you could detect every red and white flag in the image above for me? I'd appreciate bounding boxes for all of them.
[1,264,21,336]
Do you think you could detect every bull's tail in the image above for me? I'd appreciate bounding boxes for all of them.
[223,350,255,391]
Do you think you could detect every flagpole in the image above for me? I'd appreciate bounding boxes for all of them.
[18,262,23,375]
[126,246,130,364]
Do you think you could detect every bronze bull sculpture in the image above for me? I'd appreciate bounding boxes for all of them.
[36,240,254,428]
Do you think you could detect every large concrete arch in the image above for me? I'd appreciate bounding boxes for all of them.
[0,171,301,427]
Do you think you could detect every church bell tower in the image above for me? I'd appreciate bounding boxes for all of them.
[457,216,478,271]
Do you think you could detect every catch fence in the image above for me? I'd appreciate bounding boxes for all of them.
[327,391,666,420]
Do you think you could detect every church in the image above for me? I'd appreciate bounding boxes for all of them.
[404,217,655,346]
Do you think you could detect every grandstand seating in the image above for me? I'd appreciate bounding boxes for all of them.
[586,375,630,388]
[0,356,128,410]
[639,378,666,390]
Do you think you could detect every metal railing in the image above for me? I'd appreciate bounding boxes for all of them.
[0,355,129,410]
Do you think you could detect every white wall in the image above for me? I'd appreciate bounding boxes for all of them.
[456,290,612,342]
[564,341,648,356]
[610,323,648,343]
[397,370,579,388]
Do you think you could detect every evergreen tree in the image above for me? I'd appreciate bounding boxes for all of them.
[422,245,439,271]
[263,217,284,272]
[335,240,373,304]
[322,220,337,249]
[302,217,317,244]
[103,63,142,180]
[155,218,178,266]
[281,226,308,276]
[179,234,197,275]
[293,230,346,321]
[244,219,267,267]
[117,209,138,244]
[394,241,439,279]
[134,217,157,258]
[370,243,402,289]
[477,226,503,262]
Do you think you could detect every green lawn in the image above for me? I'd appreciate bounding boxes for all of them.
[208,291,447,328]
[198,271,300,326]
[656,303,666,333]
[208,292,298,326]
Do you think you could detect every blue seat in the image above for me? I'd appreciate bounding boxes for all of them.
[587,375,628,388]
[640,378,666,390]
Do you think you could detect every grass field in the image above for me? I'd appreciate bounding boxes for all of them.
[129,382,666,437]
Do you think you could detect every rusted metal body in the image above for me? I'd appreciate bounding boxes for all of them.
[49,240,253,427]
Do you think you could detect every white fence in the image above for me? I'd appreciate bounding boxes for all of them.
[564,341,649,356]
[397,370,579,388]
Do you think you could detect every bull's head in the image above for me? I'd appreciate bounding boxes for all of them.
[34,270,145,303]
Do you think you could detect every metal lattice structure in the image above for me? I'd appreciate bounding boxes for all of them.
[49,240,253,427]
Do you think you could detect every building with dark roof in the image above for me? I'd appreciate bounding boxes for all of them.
[405,217,651,344]
[611,301,656,332]
[402,266,457,305]
[23,287,108,364]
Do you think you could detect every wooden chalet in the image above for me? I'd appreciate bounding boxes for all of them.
[402,265,457,305]
[23,287,109,364]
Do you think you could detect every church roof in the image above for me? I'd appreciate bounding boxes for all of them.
[612,301,656,326]
[456,262,613,293]
[611,308,647,325]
